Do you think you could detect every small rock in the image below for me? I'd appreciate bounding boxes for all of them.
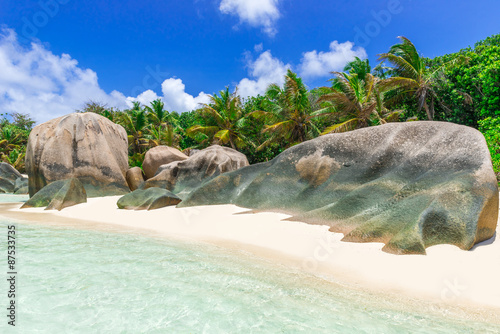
[141,145,249,198]
[21,178,87,211]
[13,177,29,194]
[117,187,181,210]
[142,146,188,179]
[126,167,145,191]
[0,163,23,193]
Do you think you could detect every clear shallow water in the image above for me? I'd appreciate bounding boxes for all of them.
[0,194,28,203]
[0,198,499,333]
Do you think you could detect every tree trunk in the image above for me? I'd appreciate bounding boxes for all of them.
[423,102,434,120]
[229,136,236,150]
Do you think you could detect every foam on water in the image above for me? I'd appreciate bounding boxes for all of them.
[0,196,499,333]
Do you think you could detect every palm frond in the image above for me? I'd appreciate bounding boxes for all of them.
[321,118,360,135]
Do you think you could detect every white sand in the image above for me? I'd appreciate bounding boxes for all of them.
[6,196,500,315]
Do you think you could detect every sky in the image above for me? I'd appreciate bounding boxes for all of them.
[0,0,499,123]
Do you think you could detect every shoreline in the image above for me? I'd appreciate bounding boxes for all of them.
[1,195,499,324]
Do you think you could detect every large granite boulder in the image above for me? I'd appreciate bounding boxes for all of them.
[21,178,87,211]
[117,187,181,210]
[25,113,130,197]
[180,122,499,255]
[126,167,145,191]
[0,163,23,193]
[141,145,249,198]
[142,146,188,179]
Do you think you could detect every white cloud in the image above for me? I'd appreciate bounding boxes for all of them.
[0,29,128,123]
[161,78,210,112]
[126,79,210,113]
[237,50,290,98]
[0,28,209,123]
[298,41,367,78]
[219,0,280,36]
[0,28,369,125]
[126,90,159,107]
[254,43,263,53]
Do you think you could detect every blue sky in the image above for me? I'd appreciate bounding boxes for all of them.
[0,0,499,122]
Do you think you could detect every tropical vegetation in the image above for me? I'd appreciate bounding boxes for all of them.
[1,33,499,179]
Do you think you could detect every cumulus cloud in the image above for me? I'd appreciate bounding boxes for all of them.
[219,0,280,36]
[126,79,210,112]
[0,28,209,123]
[237,50,290,98]
[127,89,159,107]
[161,78,210,111]
[0,29,128,123]
[298,41,367,78]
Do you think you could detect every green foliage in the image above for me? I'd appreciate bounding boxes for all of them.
[2,148,25,172]
[343,57,371,81]
[239,95,284,163]
[4,34,500,170]
[128,152,145,169]
[186,87,254,150]
[377,36,453,120]
[320,71,389,134]
[0,113,33,172]
[479,117,500,181]
[402,34,500,127]
[251,69,325,150]
[176,111,203,150]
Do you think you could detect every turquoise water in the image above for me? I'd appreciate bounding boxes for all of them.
[0,194,28,203]
[0,197,499,333]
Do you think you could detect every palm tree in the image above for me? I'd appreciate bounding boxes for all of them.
[343,57,371,81]
[0,127,22,155]
[144,99,179,148]
[147,125,180,148]
[319,72,400,134]
[251,69,326,149]
[377,36,451,120]
[187,87,252,150]
[78,100,118,122]
[117,102,149,155]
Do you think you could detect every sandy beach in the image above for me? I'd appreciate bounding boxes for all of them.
[1,195,499,323]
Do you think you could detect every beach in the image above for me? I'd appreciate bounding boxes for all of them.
[1,195,499,324]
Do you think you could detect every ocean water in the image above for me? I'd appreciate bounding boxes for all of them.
[0,197,499,333]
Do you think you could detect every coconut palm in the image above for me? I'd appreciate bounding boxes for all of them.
[144,99,180,148]
[343,57,371,81]
[377,36,451,120]
[117,102,149,155]
[187,87,253,150]
[319,72,400,134]
[147,125,180,148]
[251,69,326,149]
[145,99,176,129]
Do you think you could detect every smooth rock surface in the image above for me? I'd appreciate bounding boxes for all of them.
[13,177,29,194]
[142,146,188,179]
[25,113,130,197]
[0,162,23,193]
[126,167,145,191]
[142,145,249,198]
[117,187,181,210]
[180,122,499,254]
[21,178,87,211]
